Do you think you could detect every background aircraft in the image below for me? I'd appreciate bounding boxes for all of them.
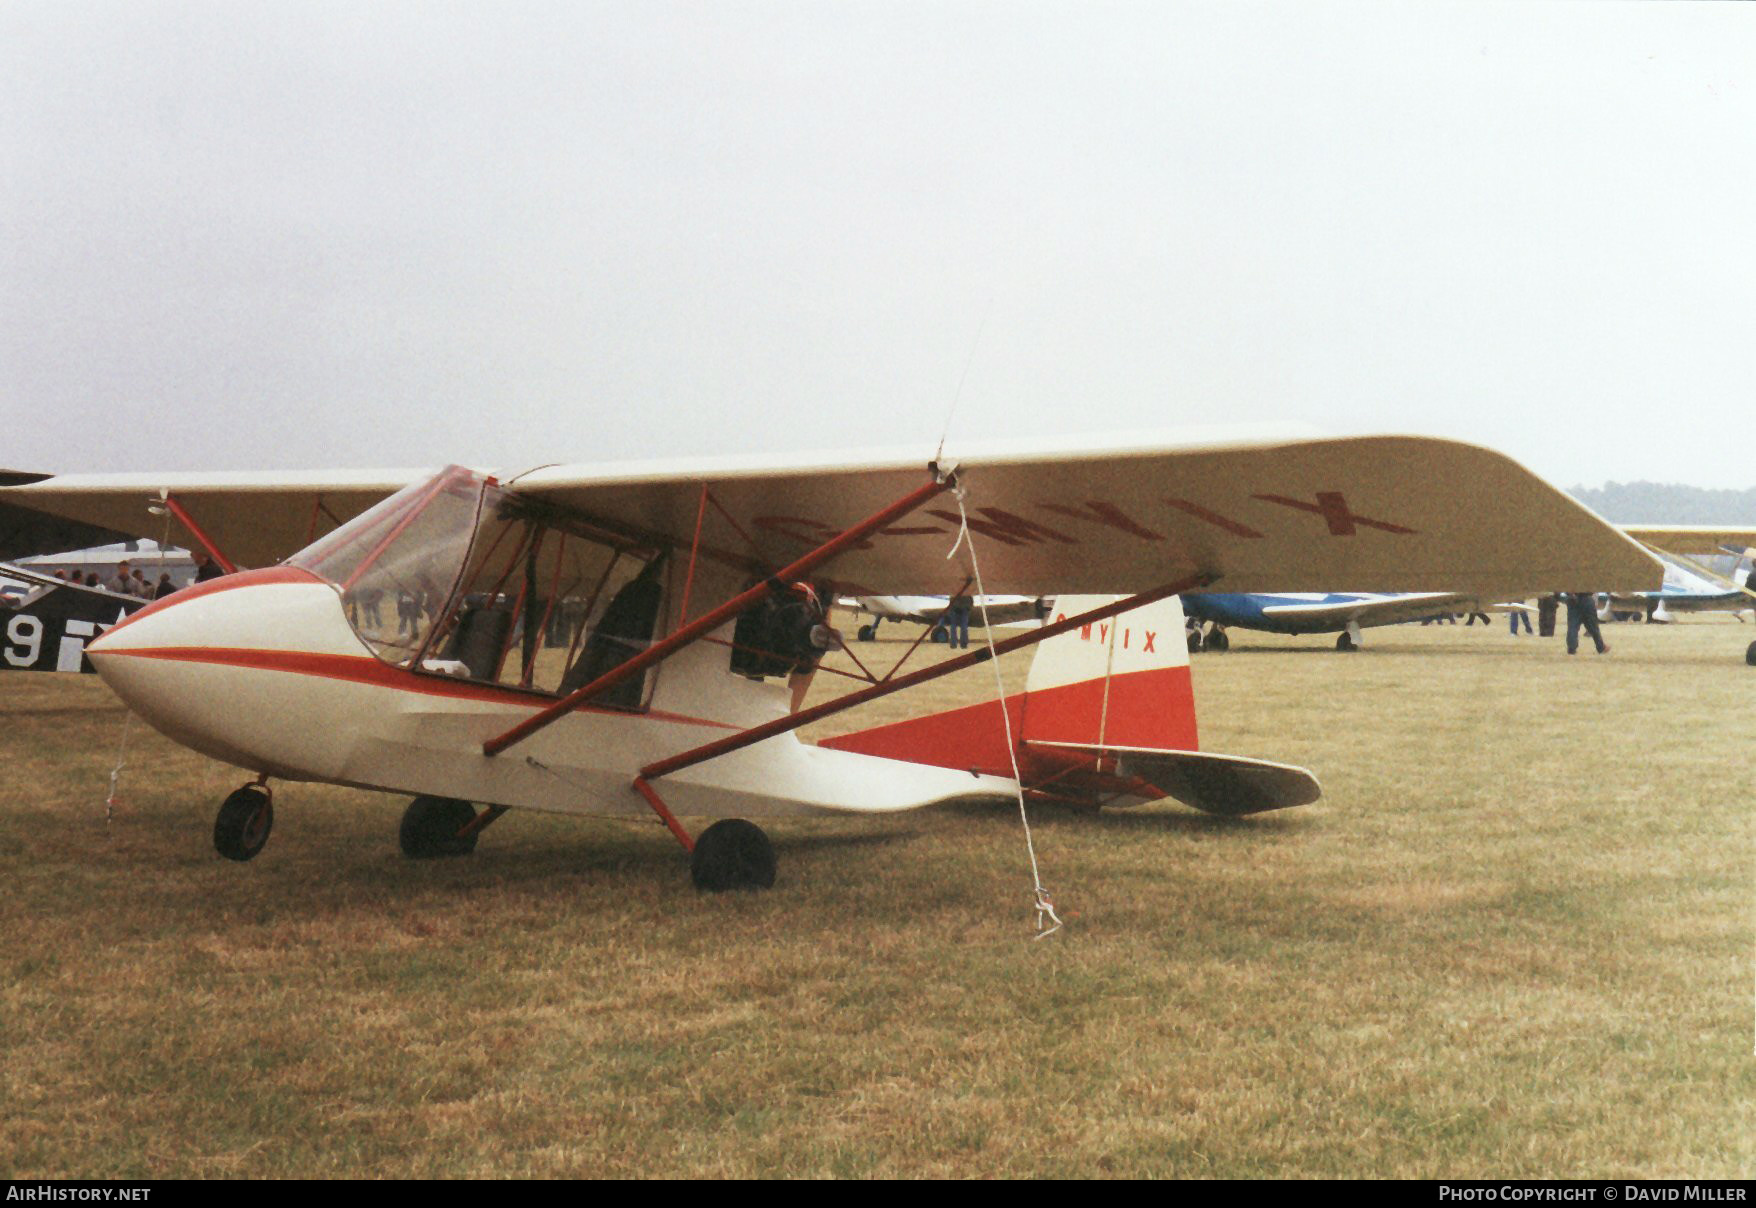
[847,594,1050,642]
[0,562,147,673]
[1618,525,1756,664]
[1610,525,1755,624]
[1179,523,1756,653]
[1182,590,1522,651]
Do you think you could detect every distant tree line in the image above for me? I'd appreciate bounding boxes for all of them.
[1566,481,1756,524]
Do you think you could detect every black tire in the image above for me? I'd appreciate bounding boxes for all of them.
[1207,629,1229,652]
[1746,640,1755,667]
[857,624,875,642]
[1186,628,1201,653]
[214,786,273,862]
[930,628,948,644]
[1336,631,1357,652]
[399,795,480,858]
[690,819,776,892]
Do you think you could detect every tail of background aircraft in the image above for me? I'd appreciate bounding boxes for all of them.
[821,595,1319,815]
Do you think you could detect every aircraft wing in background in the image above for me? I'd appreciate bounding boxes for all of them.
[0,563,148,673]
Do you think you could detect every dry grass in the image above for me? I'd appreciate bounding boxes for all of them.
[1,611,1751,1177]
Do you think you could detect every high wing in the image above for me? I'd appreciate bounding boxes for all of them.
[0,430,1660,596]
[1254,592,1479,628]
[1620,525,1756,556]
[0,468,426,568]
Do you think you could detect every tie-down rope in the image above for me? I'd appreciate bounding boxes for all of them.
[103,503,176,822]
[947,482,1064,940]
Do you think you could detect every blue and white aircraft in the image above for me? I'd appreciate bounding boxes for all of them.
[1182,526,1755,659]
[1181,590,1513,652]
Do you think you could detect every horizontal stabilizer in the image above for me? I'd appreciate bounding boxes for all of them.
[1026,740,1321,815]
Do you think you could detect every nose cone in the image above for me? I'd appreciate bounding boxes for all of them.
[88,567,359,774]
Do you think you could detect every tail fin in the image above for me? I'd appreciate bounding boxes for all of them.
[1018,594,1197,752]
[821,594,1198,776]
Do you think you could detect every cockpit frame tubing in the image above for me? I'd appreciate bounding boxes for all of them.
[522,533,572,689]
[409,475,503,672]
[678,484,710,624]
[482,472,957,757]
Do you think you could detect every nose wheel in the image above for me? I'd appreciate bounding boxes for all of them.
[213,783,274,862]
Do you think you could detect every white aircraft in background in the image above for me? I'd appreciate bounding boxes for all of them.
[1615,526,1756,665]
[0,431,1659,891]
[846,594,1050,642]
[1612,526,1755,622]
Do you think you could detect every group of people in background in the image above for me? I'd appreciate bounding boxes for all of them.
[49,551,227,600]
[1511,592,1609,654]
[1425,592,1608,654]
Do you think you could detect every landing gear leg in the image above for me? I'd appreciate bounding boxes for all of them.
[214,780,274,862]
[632,776,775,891]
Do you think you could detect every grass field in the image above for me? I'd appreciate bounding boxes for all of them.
[2,611,1751,1178]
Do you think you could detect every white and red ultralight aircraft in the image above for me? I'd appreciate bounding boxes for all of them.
[1,430,1660,890]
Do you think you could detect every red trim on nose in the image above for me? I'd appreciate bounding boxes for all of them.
[99,566,326,638]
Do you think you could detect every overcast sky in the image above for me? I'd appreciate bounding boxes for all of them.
[3,1,1751,488]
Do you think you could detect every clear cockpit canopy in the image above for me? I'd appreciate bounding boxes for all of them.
[288,466,665,703]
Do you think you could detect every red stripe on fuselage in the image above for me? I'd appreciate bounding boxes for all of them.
[98,644,740,729]
[819,666,1198,778]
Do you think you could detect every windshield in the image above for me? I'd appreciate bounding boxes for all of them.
[289,466,666,702]
[290,466,487,666]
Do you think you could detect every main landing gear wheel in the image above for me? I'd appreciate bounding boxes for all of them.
[1204,628,1230,652]
[1336,631,1358,652]
[1746,640,1755,667]
[857,623,876,642]
[214,785,273,862]
[399,795,480,858]
[690,819,776,892]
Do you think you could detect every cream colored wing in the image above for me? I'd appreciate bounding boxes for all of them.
[510,431,1660,596]
[0,429,1662,596]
